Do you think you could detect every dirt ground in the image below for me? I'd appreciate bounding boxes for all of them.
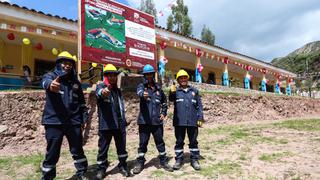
[0,117,319,180]
[1,91,320,179]
[1,91,320,156]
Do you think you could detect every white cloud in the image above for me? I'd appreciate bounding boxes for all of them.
[127,0,320,61]
[0,0,11,2]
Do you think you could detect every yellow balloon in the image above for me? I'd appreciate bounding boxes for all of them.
[22,38,30,45]
[92,63,98,68]
[52,48,58,55]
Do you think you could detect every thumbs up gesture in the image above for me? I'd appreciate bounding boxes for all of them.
[101,87,110,97]
[143,88,150,100]
[50,77,60,93]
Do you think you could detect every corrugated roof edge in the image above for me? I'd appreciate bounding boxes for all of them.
[155,25,275,67]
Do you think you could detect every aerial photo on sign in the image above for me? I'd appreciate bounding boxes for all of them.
[81,0,156,69]
[85,4,126,53]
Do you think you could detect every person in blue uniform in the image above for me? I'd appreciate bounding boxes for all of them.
[132,64,173,174]
[169,69,204,171]
[95,64,130,179]
[40,51,89,180]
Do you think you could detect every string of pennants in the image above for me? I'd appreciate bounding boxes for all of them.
[157,0,177,17]
[157,37,294,80]
[0,22,77,39]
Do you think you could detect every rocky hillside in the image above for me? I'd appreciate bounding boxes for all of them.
[271,41,320,75]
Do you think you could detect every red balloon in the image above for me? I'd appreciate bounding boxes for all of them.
[223,57,229,64]
[7,33,15,40]
[160,41,167,49]
[246,65,253,71]
[262,68,267,74]
[195,48,202,57]
[35,43,43,50]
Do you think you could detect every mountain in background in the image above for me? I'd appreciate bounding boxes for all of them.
[271,41,320,90]
[271,41,320,75]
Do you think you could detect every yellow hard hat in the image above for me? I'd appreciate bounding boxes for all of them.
[176,69,189,79]
[103,64,119,74]
[56,51,77,63]
[72,55,77,62]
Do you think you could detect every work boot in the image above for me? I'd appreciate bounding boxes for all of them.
[95,169,106,180]
[190,160,201,171]
[119,165,131,177]
[160,162,174,172]
[132,161,144,174]
[173,160,183,170]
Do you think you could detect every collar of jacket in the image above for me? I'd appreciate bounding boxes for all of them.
[177,85,192,93]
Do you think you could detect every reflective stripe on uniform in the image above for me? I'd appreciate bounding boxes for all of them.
[42,81,46,89]
[97,159,107,165]
[159,151,166,156]
[137,90,143,95]
[176,99,184,102]
[189,148,199,152]
[74,158,87,164]
[138,153,145,157]
[42,165,55,172]
[118,153,128,158]
[191,99,197,103]
[175,149,183,153]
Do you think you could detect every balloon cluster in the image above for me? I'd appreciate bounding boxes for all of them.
[195,48,203,57]
[223,57,229,64]
[160,41,167,50]
[197,63,204,73]
[159,56,168,64]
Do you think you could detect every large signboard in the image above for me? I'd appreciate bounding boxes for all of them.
[80,0,156,69]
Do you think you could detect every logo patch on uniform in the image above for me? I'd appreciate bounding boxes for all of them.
[73,84,79,90]
[192,92,195,96]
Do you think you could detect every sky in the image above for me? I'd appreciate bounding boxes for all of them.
[2,0,320,62]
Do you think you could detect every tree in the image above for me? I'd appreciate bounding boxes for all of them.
[201,25,215,45]
[167,15,174,31]
[139,0,158,24]
[166,0,192,36]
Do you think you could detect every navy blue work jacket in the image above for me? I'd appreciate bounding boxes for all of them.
[41,69,86,125]
[169,86,204,127]
[136,83,167,125]
[96,83,126,130]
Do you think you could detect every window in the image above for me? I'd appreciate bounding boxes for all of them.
[207,72,216,84]
[34,59,55,77]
